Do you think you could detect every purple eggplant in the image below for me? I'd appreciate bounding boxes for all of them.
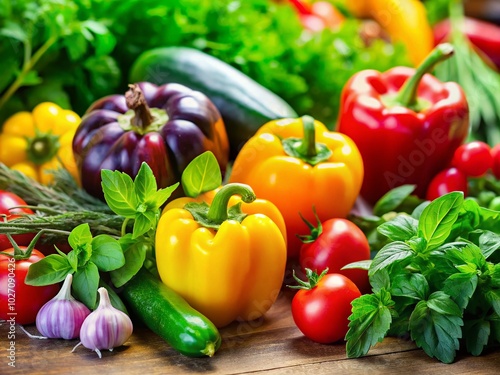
[73,82,229,199]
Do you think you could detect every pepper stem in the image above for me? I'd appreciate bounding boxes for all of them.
[297,115,317,158]
[206,183,256,224]
[125,84,154,129]
[395,43,455,108]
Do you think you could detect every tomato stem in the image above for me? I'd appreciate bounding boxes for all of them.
[288,268,329,290]
[296,206,323,243]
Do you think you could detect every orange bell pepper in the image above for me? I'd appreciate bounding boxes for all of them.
[229,116,363,257]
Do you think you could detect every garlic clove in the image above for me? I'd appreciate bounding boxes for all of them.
[35,273,91,340]
[73,287,133,358]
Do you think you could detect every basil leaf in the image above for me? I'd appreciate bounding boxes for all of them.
[101,169,137,218]
[135,162,157,203]
[145,183,179,209]
[443,272,478,310]
[369,241,414,276]
[377,214,418,242]
[477,230,500,259]
[133,210,157,239]
[418,192,464,251]
[90,234,124,271]
[373,185,416,217]
[68,223,93,251]
[110,239,148,288]
[73,262,100,310]
[25,254,72,286]
[181,151,222,197]
[346,289,394,358]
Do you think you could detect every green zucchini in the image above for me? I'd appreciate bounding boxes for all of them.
[129,46,298,158]
[120,268,221,357]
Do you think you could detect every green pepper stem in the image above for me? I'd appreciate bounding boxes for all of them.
[125,84,154,129]
[395,43,455,108]
[206,183,256,224]
[296,115,317,158]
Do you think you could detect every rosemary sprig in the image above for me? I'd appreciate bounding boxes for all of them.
[0,163,111,213]
[0,163,126,245]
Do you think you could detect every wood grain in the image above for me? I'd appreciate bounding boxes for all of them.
[1,289,499,374]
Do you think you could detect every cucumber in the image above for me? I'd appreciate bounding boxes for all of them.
[129,46,298,157]
[120,268,221,357]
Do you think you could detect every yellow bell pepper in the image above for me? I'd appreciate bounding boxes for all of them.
[229,116,363,258]
[0,102,80,184]
[342,0,433,66]
[156,183,287,328]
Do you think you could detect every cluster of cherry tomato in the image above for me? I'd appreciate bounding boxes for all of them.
[426,141,500,207]
[290,216,371,344]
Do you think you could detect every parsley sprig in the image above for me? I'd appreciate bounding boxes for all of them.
[346,192,500,363]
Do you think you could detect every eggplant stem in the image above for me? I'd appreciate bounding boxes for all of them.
[125,84,154,128]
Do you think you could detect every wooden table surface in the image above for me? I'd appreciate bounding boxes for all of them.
[2,287,499,375]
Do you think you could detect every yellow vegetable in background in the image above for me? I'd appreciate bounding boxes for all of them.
[342,0,433,66]
[0,102,80,184]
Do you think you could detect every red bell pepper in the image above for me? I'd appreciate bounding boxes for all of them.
[337,44,469,205]
[287,0,344,32]
[433,17,500,71]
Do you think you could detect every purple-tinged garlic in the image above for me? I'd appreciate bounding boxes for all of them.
[72,287,133,358]
[36,273,91,339]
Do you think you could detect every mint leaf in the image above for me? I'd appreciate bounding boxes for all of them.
[485,289,500,316]
[135,162,157,202]
[25,254,73,286]
[369,241,413,276]
[373,185,416,217]
[101,169,137,217]
[409,291,463,364]
[90,234,124,271]
[391,273,429,301]
[419,192,464,251]
[110,237,148,288]
[377,214,418,242]
[346,289,394,358]
[477,230,500,259]
[464,319,490,356]
[73,262,100,309]
[181,151,222,197]
[369,268,390,293]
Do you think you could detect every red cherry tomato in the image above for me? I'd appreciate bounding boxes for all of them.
[426,167,468,201]
[0,247,60,324]
[491,144,500,180]
[0,190,35,250]
[451,141,493,177]
[299,218,371,294]
[291,272,361,344]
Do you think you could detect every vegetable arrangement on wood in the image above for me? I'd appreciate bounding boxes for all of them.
[0,0,499,367]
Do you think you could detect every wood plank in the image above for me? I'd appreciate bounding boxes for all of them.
[1,288,499,374]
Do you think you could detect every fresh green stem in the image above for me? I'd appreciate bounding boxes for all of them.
[297,116,317,158]
[206,183,256,224]
[288,268,329,290]
[395,43,455,109]
[0,34,58,110]
[296,206,323,243]
[121,217,131,237]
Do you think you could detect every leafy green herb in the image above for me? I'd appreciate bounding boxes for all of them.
[181,151,222,198]
[346,192,500,364]
[25,223,123,309]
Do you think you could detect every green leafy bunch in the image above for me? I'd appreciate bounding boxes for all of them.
[346,192,500,363]
[0,0,120,122]
[25,162,178,309]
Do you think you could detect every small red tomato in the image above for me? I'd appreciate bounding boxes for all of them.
[426,167,468,201]
[491,144,500,180]
[299,217,371,294]
[0,248,60,324]
[291,270,361,344]
[451,141,493,177]
[0,190,35,251]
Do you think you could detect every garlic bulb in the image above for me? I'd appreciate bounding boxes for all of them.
[73,287,133,358]
[36,273,91,339]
